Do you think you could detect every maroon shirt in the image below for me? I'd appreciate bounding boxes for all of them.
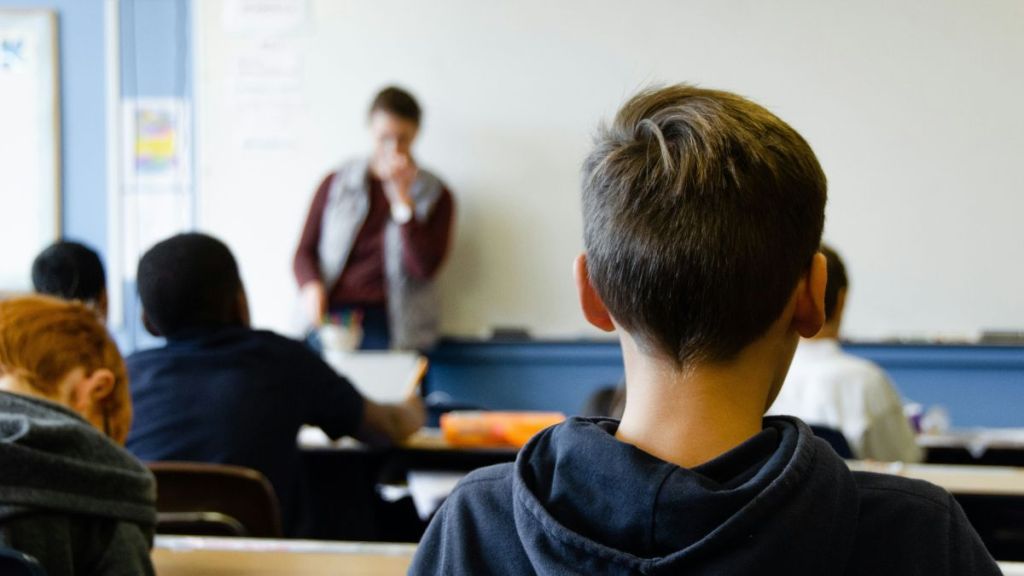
[293,171,455,307]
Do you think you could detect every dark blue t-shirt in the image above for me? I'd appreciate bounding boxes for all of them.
[125,326,364,535]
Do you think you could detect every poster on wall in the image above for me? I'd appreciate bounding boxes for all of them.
[0,11,60,293]
[122,98,191,188]
[120,98,193,280]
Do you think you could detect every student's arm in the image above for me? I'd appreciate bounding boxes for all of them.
[297,340,424,444]
[358,394,426,445]
[399,188,455,280]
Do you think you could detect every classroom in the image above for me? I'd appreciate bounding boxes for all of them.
[0,0,1022,574]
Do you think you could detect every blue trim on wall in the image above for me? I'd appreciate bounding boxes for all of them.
[425,339,1024,428]
[116,0,193,353]
[120,0,190,98]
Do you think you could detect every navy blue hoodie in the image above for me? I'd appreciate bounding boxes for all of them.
[410,416,999,575]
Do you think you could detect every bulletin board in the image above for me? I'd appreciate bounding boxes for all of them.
[0,10,60,292]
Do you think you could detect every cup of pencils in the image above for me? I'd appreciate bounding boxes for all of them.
[318,309,364,352]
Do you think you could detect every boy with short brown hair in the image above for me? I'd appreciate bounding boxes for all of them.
[410,85,998,574]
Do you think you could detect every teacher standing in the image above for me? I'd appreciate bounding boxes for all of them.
[293,86,455,351]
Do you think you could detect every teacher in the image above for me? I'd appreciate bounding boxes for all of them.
[293,86,455,351]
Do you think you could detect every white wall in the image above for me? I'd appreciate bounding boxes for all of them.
[195,0,1024,341]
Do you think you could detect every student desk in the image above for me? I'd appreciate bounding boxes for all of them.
[149,537,1024,575]
[299,429,515,542]
[848,461,1024,560]
[918,429,1024,467]
[300,430,1024,559]
[1002,562,1024,576]
[152,536,414,575]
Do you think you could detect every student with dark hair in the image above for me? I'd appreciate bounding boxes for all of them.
[0,296,155,576]
[768,245,922,462]
[31,241,108,320]
[293,85,455,351]
[410,86,998,574]
[126,233,425,536]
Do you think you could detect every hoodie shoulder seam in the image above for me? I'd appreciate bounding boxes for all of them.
[857,483,949,510]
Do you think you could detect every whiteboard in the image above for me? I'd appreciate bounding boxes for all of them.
[0,10,60,291]
[195,0,1024,341]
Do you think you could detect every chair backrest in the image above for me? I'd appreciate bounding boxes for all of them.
[809,425,855,459]
[148,461,283,538]
[0,546,46,576]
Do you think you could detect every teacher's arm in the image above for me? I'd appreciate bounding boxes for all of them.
[399,188,455,280]
[294,173,334,324]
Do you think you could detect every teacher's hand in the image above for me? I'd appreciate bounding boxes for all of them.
[301,281,327,326]
[381,152,418,209]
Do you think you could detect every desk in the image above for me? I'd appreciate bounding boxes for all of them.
[920,429,1024,467]
[149,538,1024,576]
[301,429,1024,560]
[152,536,414,575]
[848,462,1024,560]
[1002,562,1024,576]
[299,429,515,541]
[847,461,1024,496]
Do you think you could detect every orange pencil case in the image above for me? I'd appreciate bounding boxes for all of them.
[440,411,566,448]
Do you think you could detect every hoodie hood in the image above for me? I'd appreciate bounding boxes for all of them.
[512,416,859,574]
[0,391,156,527]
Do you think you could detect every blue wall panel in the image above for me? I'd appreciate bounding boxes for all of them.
[426,340,1024,429]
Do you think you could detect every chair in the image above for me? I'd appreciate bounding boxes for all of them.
[0,546,46,576]
[809,425,855,459]
[148,461,283,538]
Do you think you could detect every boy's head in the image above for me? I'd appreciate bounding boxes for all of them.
[818,244,849,337]
[0,295,131,444]
[31,241,108,320]
[137,233,249,337]
[578,85,827,365]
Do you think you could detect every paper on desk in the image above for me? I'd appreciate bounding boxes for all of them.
[407,471,467,520]
[322,350,420,403]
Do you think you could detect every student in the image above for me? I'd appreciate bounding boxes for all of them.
[31,240,108,320]
[410,86,998,574]
[293,86,455,351]
[0,296,155,576]
[768,245,923,462]
[126,233,425,536]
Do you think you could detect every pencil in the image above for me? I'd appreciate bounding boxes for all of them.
[406,356,430,398]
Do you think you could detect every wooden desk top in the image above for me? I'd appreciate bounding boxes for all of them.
[153,537,415,576]
[847,461,1024,496]
[1001,562,1024,576]
[299,426,518,454]
[153,538,1024,575]
[918,429,1024,451]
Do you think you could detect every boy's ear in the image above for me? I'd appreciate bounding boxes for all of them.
[142,312,162,337]
[72,368,116,409]
[237,287,251,328]
[793,252,828,338]
[96,288,109,322]
[574,253,615,332]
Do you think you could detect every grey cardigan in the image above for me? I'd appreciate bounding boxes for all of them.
[318,158,445,350]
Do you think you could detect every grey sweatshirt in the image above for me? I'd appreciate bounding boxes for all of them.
[0,391,156,575]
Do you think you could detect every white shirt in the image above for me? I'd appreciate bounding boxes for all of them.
[768,339,923,463]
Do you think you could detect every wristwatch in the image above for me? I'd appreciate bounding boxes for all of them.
[390,201,413,224]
